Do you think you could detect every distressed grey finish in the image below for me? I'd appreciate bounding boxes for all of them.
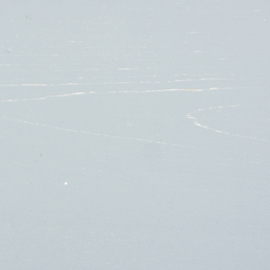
[1,1,269,269]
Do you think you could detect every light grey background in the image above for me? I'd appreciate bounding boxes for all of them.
[1,1,270,269]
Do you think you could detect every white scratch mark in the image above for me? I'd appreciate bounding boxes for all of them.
[1,92,86,102]
[187,105,270,143]
[2,116,193,149]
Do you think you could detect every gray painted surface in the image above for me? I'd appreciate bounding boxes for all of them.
[1,1,270,269]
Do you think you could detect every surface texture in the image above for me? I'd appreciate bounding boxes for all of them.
[1,1,270,269]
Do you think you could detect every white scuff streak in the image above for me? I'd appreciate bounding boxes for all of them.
[108,88,203,94]
[199,78,227,81]
[0,81,161,87]
[1,87,240,103]
[187,105,270,143]
[1,116,193,149]
[0,79,241,87]
[0,89,204,102]
[1,92,86,102]
[0,81,181,87]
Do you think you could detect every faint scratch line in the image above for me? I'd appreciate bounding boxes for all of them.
[187,105,270,143]
[1,92,86,102]
[1,116,193,149]
[1,87,242,103]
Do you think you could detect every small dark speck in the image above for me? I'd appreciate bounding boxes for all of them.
[40,154,42,157]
